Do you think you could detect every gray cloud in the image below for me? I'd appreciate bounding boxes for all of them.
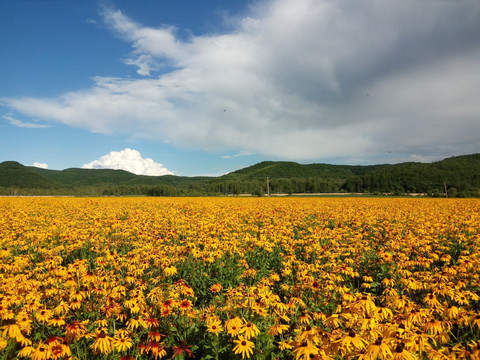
[3,0,480,164]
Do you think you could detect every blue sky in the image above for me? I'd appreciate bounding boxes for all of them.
[1,0,480,176]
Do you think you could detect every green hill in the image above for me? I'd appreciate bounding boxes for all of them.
[1,153,479,197]
[0,161,54,188]
[28,167,138,186]
[343,154,480,195]
[220,160,388,180]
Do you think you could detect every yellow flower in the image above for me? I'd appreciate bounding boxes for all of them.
[470,314,480,329]
[65,320,88,343]
[292,340,319,360]
[17,346,35,358]
[278,340,293,350]
[31,343,52,360]
[337,330,367,356]
[233,335,255,359]
[164,266,178,276]
[0,336,7,351]
[48,317,66,327]
[362,337,393,360]
[268,323,289,336]
[226,317,243,337]
[94,318,109,328]
[2,323,22,340]
[114,336,133,352]
[298,312,311,325]
[424,319,446,336]
[90,328,114,354]
[392,343,417,360]
[382,278,396,287]
[240,322,260,340]
[35,309,53,323]
[126,316,146,330]
[207,319,223,336]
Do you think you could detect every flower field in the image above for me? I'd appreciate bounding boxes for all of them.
[1,197,480,360]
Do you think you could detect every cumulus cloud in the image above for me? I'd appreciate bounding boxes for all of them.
[3,0,480,164]
[82,148,173,176]
[32,162,48,169]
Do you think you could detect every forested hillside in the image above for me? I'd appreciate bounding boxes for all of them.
[1,154,479,197]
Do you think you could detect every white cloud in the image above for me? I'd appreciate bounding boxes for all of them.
[3,113,50,129]
[82,148,173,176]
[32,162,48,169]
[221,150,255,159]
[3,0,480,164]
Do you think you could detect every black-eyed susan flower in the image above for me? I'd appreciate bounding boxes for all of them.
[31,343,52,360]
[226,317,243,337]
[207,319,223,336]
[268,323,289,336]
[126,316,146,330]
[298,312,312,325]
[337,330,368,356]
[49,341,71,359]
[292,340,319,360]
[2,323,23,341]
[278,340,293,351]
[146,341,167,359]
[113,335,133,352]
[210,282,223,293]
[240,322,260,340]
[164,266,177,276]
[362,337,393,360]
[233,335,255,359]
[35,309,53,323]
[90,328,113,354]
[65,320,88,343]
[392,343,417,360]
[48,317,65,327]
[179,299,192,311]
[470,314,480,329]
[17,346,35,358]
[148,331,164,342]
[144,316,160,329]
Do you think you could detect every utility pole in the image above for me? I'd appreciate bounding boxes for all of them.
[266,176,270,197]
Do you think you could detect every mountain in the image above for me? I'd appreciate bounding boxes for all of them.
[1,154,479,197]
[0,161,55,188]
[219,160,386,179]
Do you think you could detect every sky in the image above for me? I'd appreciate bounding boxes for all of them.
[1,0,480,176]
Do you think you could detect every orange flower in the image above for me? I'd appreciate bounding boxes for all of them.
[179,299,192,311]
[210,283,223,293]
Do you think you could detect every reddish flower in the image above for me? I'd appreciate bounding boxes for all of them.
[173,341,195,358]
